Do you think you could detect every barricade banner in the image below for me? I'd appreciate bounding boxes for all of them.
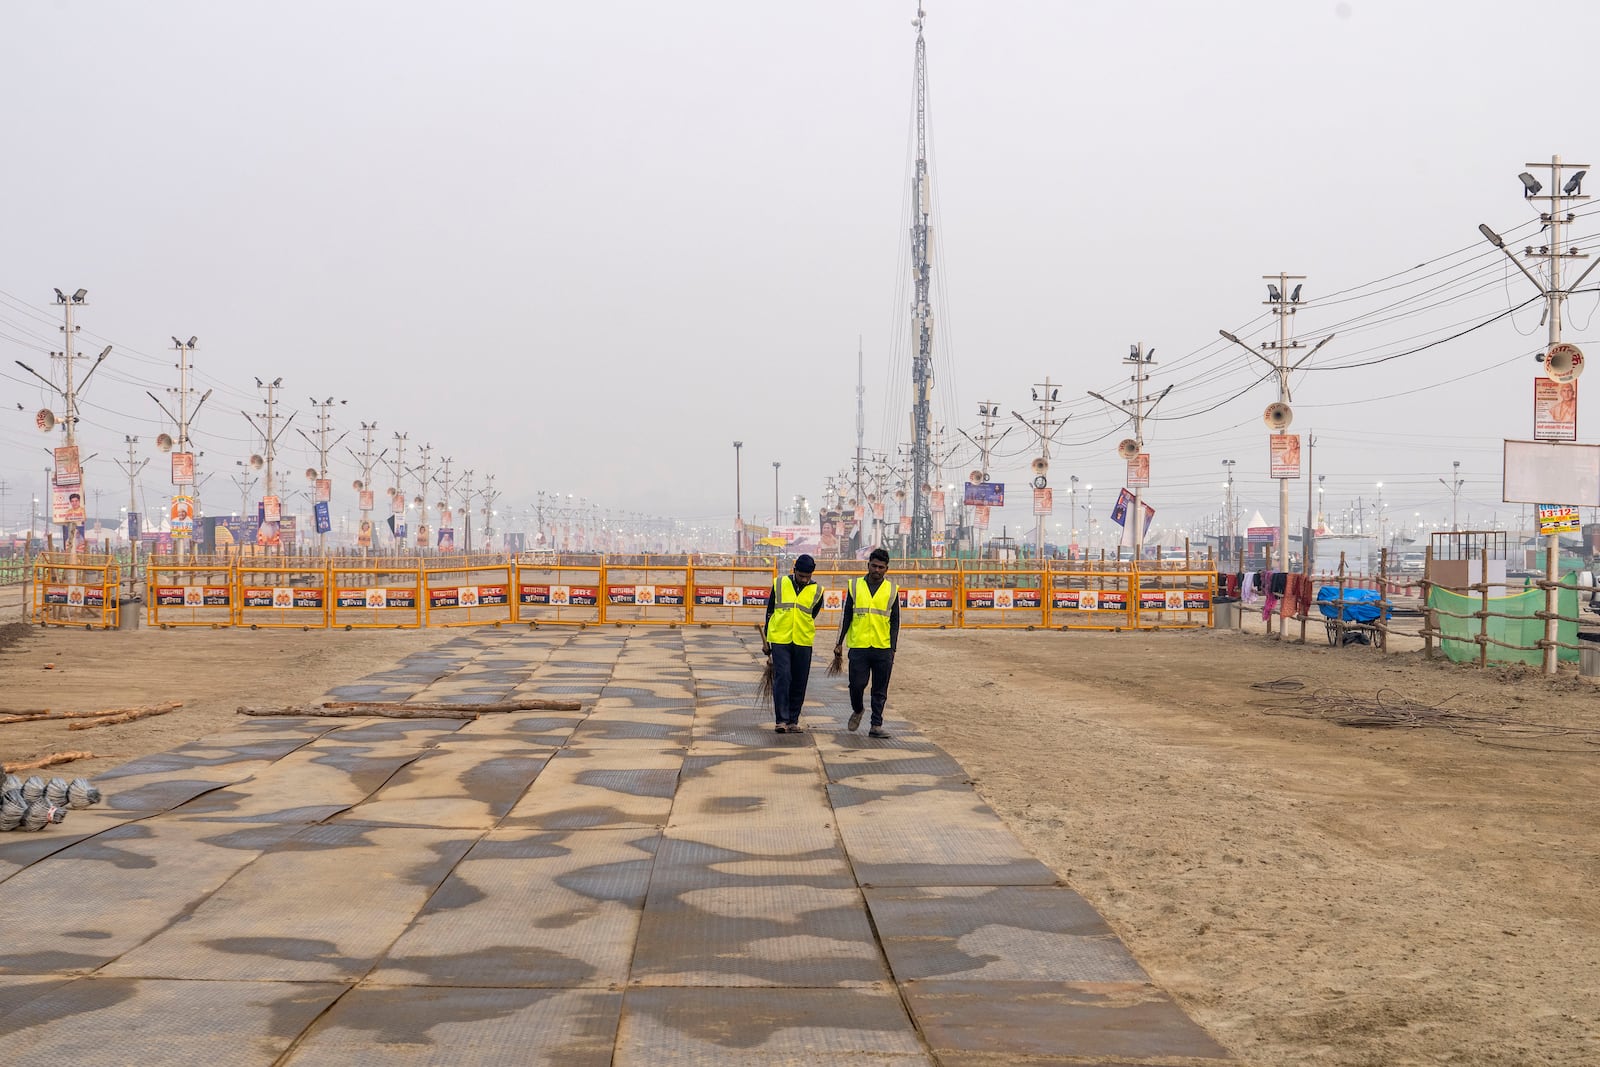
[1130,567,1215,629]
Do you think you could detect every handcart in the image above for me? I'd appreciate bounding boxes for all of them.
[1316,586,1390,649]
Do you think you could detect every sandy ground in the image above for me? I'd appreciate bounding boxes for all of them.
[2,594,1598,1065]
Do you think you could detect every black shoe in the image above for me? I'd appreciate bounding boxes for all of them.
[774,724,788,734]
[847,710,863,732]
[868,727,890,739]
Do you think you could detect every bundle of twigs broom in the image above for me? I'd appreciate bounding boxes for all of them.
[755,625,774,698]
[826,643,844,676]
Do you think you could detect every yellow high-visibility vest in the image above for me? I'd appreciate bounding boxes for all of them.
[846,576,896,649]
[766,576,821,646]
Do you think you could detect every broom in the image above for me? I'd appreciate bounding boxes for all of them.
[826,643,844,676]
[755,625,774,699]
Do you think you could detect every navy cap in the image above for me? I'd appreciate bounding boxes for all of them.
[794,554,816,573]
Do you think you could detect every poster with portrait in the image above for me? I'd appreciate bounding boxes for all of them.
[1127,453,1150,489]
[1269,434,1302,479]
[315,478,332,503]
[53,488,88,526]
[171,452,195,486]
[1534,377,1578,442]
[54,446,81,487]
[359,490,375,511]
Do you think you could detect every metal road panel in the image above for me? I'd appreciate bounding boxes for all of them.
[369,828,657,988]
[500,748,682,829]
[282,987,622,1067]
[100,824,476,981]
[670,751,831,829]
[0,976,71,1025]
[614,987,930,1067]
[647,825,855,891]
[630,884,889,987]
[163,744,420,823]
[865,885,1147,983]
[333,745,553,829]
[452,712,585,746]
[0,809,155,884]
[899,979,1234,1064]
[830,789,1057,887]
[0,819,303,974]
[0,978,345,1065]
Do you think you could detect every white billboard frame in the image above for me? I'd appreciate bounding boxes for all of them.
[1502,439,1600,506]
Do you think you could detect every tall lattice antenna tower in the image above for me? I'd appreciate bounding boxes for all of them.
[908,5,934,556]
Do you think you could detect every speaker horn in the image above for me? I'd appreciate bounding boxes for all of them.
[1031,456,1049,474]
[413,495,424,507]
[35,409,56,432]
[969,469,983,483]
[155,432,173,452]
[1545,341,1585,384]
[249,453,264,470]
[352,479,364,491]
[1263,402,1293,430]
[305,467,318,482]
[1117,438,1140,460]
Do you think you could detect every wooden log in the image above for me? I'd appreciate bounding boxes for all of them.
[237,705,479,720]
[0,712,56,726]
[3,750,98,773]
[68,704,185,731]
[319,698,582,713]
[61,701,182,720]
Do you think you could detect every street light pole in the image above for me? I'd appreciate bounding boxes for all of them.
[733,441,743,554]
[773,461,781,527]
[1440,460,1464,531]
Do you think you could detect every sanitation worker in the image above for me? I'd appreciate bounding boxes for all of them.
[833,547,899,738]
[762,554,824,733]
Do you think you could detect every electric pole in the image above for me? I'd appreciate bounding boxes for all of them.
[346,421,382,556]
[1088,345,1171,565]
[296,396,345,554]
[14,289,111,556]
[960,401,1009,557]
[1222,459,1237,570]
[1012,378,1068,561]
[772,461,781,528]
[1478,155,1592,674]
[458,469,475,552]
[387,432,408,549]
[1220,279,1333,638]
[414,443,433,553]
[114,436,148,591]
[855,339,866,554]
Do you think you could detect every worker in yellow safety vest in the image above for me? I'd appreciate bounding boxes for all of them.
[762,553,824,733]
[832,546,899,738]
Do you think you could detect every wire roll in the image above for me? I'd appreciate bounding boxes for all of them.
[0,790,24,831]
[22,800,64,832]
[20,776,45,802]
[67,778,99,809]
[44,778,70,807]
[2,774,20,795]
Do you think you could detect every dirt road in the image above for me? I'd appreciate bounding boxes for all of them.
[2,614,1597,1065]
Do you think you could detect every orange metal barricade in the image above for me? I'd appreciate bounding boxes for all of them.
[328,566,424,629]
[958,569,1049,629]
[600,564,691,626]
[148,562,236,628]
[685,564,778,627]
[235,564,332,629]
[512,562,604,626]
[32,554,121,630]
[423,564,514,627]
[1130,567,1216,629]
[1047,565,1135,630]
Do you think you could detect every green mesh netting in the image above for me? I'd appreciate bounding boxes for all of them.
[1427,585,1578,665]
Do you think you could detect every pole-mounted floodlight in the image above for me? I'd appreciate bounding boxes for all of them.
[1267,284,1281,302]
[1519,172,1542,197]
[72,289,86,302]
[1290,284,1303,303]
[1564,170,1586,196]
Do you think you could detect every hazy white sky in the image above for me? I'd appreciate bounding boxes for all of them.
[2,0,1596,542]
